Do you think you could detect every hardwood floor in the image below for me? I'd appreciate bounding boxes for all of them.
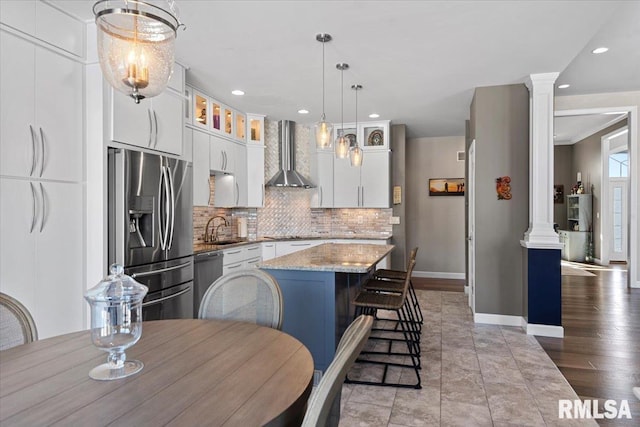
[536,264,640,425]
[412,276,465,292]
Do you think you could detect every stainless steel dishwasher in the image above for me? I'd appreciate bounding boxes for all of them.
[193,250,223,317]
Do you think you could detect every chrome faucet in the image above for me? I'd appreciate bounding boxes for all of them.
[203,215,228,243]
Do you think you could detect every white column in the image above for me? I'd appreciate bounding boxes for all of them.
[522,73,562,247]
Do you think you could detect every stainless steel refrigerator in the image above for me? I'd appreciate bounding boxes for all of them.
[108,148,194,320]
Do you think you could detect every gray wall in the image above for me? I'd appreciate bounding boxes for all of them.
[390,124,407,270]
[571,119,628,260]
[406,136,466,274]
[554,145,573,230]
[471,84,529,316]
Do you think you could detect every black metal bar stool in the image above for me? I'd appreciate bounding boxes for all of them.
[346,259,421,389]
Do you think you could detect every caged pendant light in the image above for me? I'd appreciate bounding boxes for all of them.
[314,33,334,148]
[349,84,363,167]
[335,63,350,159]
[93,0,185,104]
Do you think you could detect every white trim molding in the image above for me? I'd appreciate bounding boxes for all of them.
[523,73,562,246]
[474,313,526,328]
[412,271,465,280]
[526,323,564,338]
[520,240,563,250]
[474,313,565,337]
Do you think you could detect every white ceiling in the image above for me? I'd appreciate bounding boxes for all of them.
[52,1,640,139]
[554,113,627,145]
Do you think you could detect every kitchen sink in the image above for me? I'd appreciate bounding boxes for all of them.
[212,239,244,246]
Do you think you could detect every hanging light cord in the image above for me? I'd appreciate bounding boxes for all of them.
[340,67,344,129]
[355,86,358,132]
[321,40,326,121]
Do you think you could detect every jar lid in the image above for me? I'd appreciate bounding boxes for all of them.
[85,264,149,303]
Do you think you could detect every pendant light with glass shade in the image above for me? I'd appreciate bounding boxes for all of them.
[93,0,185,104]
[314,33,334,148]
[335,63,350,159]
[349,85,364,167]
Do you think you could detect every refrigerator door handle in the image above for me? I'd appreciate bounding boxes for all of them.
[166,165,176,249]
[162,165,171,250]
[142,286,190,307]
[132,260,191,278]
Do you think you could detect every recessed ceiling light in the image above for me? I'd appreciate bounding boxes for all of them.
[231,90,245,96]
[591,47,609,54]
[369,113,380,118]
[558,84,570,89]
[298,109,309,114]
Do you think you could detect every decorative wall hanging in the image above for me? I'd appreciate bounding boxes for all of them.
[429,178,465,196]
[496,176,512,200]
[554,185,564,203]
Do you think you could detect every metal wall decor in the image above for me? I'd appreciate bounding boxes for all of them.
[496,176,512,200]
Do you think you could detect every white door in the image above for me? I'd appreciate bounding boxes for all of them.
[467,141,476,312]
[360,151,390,208]
[192,129,211,206]
[35,44,83,182]
[609,178,628,262]
[0,31,35,178]
[333,157,361,208]
[152,91,183,155]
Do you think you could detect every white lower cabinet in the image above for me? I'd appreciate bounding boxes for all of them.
[274,240,323,257]
[262,242,276,261]
[222,244,262,275]
[0,177,84,339]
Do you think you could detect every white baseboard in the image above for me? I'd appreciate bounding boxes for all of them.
[526,323,564,338]
[593,258,603,265]
[474,313,526,328]
[474,313,565,338]
[413,270,465,280]
[464,285,469,294]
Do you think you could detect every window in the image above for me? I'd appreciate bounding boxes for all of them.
[609,151,629,177]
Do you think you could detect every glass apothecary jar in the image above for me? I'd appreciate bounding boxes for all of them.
[84,264,148,380]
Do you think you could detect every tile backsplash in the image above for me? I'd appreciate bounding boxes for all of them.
[192,120,392,244]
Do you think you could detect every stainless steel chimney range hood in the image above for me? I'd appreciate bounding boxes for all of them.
[266,120,315,188]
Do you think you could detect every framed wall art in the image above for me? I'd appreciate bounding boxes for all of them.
[429,178,465,196]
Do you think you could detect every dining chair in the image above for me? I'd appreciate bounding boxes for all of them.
[0,292,38,351]
[198,269,284,330]
[301,314,373,427]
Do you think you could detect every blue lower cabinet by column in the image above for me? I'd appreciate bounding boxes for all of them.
[525,248,561,326]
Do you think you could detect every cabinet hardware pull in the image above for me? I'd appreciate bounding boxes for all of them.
[153,111,159,148]
[39,183,46,232]
[319,186,323,206]
[361,186,364,206]
[235,181,239,205]
[142,286,191,307]
[166,165,176,249]
[291,243,310,246]
[131,261,191,278]
[29,125,36,176]
[248,247,259,251]
[147,110,153,147]
[30,182,36,233]
[226,250,241,254]
[207,178,212,205]
[39,127,45,177]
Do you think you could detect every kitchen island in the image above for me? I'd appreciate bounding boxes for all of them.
[259,243,394,372]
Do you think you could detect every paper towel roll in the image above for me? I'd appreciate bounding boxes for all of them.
[237,218,247,238]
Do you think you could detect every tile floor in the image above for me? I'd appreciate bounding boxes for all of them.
[338,290,597,426]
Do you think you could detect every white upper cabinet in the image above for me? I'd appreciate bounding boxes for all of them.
[310,151,334,208]
[191,129,211,207]
[245,145,265,207]
[110,87,184,156]
[360,121,390,150]
[359,151,390,208]
[0,30,82,182]
[0,1,84,57]
[234,144,248,207]
[333,156,362,208]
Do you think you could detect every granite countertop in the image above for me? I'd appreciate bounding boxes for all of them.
[258,243,394,273]
[193,234,393,255]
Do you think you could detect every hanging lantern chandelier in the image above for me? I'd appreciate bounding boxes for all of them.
[349,84,363,167]
[93,0,185,104]
[335,63,350,159]
[314,33,334,148]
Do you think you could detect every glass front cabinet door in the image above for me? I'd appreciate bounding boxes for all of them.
[193,91,208,130]
[235,112,246,141]
[247,114,265,145]
[223,106,234,138]
[210,100,222,133]
[359,121,390,150]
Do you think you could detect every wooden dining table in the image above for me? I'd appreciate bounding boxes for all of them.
[0,319,314,426]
